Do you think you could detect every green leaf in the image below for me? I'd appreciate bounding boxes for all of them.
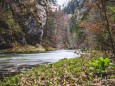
[104,58,110,66]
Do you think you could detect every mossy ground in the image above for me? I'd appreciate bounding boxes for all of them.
[0,45,46,54]
[0,52,115,86]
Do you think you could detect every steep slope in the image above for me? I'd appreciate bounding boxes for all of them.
[0,0,48,51]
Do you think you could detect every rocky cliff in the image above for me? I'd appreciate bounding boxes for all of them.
[0,0,48,50]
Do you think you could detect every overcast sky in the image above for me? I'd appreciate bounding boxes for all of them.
[57,0,69,6]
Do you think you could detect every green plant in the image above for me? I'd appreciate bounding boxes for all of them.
[90,57,112,76]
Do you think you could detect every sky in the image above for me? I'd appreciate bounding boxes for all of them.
[57,0,69,7]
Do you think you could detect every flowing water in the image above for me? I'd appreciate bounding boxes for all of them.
[0,50,80,79]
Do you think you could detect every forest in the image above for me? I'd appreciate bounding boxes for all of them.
[0,0,115,85]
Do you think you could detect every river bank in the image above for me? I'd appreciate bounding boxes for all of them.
[0,45,46,54]
[0,52,115,86]
[0,45,58,54]
[0,50,80,82]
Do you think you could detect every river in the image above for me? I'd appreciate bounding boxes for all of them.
[0,50,80,80]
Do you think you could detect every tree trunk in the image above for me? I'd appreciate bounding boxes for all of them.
[101,0,115,58]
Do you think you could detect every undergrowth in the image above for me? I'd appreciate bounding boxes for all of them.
[0,56,115,86]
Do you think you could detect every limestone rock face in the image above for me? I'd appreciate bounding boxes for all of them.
[11,0,47,45]
[0,0,48,49]
[75,0,88,21]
